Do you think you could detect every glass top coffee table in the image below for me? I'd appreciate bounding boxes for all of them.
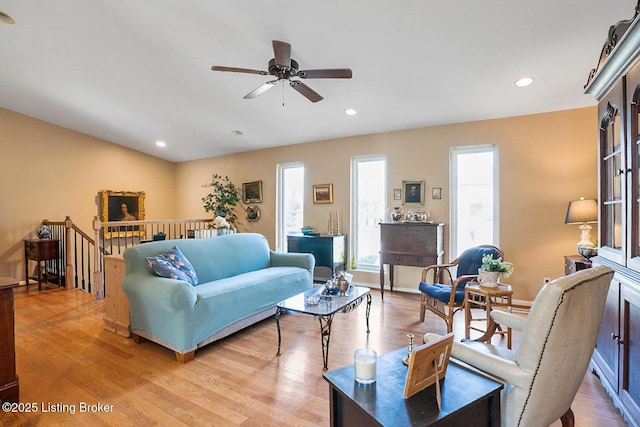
[276,285,371,371]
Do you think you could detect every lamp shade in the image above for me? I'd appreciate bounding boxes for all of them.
[565,198,598,224]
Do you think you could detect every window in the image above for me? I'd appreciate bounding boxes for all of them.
[351,155,386,269]
[276,162,304,252]
[450,145,499,257]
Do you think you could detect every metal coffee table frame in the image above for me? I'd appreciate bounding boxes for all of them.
[275,285,371,371]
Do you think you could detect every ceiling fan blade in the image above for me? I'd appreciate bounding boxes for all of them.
[272,40,291,68]
[298,68,353,79]
[0,11,15,24]
[243,80,278,99]
[211,66,268,75]
[289,81,323,103]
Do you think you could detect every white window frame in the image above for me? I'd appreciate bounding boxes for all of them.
[350,154,387,271]
[449,144,500,257]
[276,161,304,252]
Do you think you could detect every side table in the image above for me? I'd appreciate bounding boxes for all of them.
[465,283,513,349]
[0,277,19,403]
[24,239,61,291]
[323,347,502,426]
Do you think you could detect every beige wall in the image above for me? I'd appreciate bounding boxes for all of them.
[0,107,178,280]
[175,107,598,301]
[0,106,597,301]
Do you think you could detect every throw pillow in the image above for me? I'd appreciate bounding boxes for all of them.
[145,246,199,286]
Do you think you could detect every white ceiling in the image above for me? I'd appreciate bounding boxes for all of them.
[0,1,636,162]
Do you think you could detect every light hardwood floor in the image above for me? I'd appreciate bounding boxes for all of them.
[2,284,628,426]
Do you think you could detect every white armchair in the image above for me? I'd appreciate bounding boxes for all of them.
[425,265,614,427]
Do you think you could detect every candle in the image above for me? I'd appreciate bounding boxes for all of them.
[354,348,377,384]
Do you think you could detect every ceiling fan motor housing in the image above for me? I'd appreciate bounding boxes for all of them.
[268,58,299,78]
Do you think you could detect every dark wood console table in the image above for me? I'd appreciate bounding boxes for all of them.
[323,347,502,426]
[379,222,444,299]
[0,277,19,403]
[24,239,61,291]
[288,234,346,281]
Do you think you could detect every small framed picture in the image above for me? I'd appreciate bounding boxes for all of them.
[242,181,263,203]
[393,188,401,200]
[313,183,333,204]
[403,333,454,400]
[432,187,442,200]
[402,180,425,206]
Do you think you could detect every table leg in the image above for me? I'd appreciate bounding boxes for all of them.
[37,262,43,291]
[318,313,335,371]
[24,251,29,292]
[365,293,371,333]
[379,264,385,300]
[275,306,283,357]
[465,292,471,340]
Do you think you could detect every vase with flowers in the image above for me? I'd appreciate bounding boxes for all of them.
[477,254,513,288]
[211,216,231,235]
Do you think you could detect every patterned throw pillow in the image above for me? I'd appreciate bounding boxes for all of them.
[145,246,199,286]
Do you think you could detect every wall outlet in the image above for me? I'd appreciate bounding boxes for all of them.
[543,277,551,285]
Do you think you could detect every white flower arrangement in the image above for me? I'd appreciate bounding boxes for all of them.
[212,216,230,229]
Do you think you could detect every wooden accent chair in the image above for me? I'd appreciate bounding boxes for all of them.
[419,245,503,332]
[426,265,614,427]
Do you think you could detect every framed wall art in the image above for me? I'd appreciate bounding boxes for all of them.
[242,180,263,203]
[402,180,424,206]
[432,187,442,200]
[313,183,333,204]
[99,190,146,239]
[245,205,261,222]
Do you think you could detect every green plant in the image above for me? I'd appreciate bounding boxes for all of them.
[480,254,513,278]
[202,174,240,223]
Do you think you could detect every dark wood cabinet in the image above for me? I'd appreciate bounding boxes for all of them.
[584,6,640,425]
[0,277,19,403]
[287,234,346,281]
[564,255,592,275]
[379,222,444,299]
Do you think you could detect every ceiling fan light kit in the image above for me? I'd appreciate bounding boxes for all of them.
[212,40,352,103]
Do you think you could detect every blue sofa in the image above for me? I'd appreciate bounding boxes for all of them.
[121,233,314,362]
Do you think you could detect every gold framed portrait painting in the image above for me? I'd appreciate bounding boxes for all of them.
[99,190,146,239]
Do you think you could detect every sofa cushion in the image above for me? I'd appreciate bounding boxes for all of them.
[146,246,199,285]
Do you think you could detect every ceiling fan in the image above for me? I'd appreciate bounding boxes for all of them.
[211,40,352,103]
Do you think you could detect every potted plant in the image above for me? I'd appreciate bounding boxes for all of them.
[478,254,513,288]
[202,174,240,225]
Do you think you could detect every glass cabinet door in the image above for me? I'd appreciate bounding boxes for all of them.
[599,80,625,264]
[626,63,640,271]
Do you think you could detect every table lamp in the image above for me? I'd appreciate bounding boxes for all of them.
[565,197,598,251]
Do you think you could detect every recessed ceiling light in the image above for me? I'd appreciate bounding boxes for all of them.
[345,108,357,116]
[231,130,243,136]
[515,77,535,88]
[156,141,166,147]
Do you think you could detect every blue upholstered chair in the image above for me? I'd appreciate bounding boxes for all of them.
[419,245,503,332]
